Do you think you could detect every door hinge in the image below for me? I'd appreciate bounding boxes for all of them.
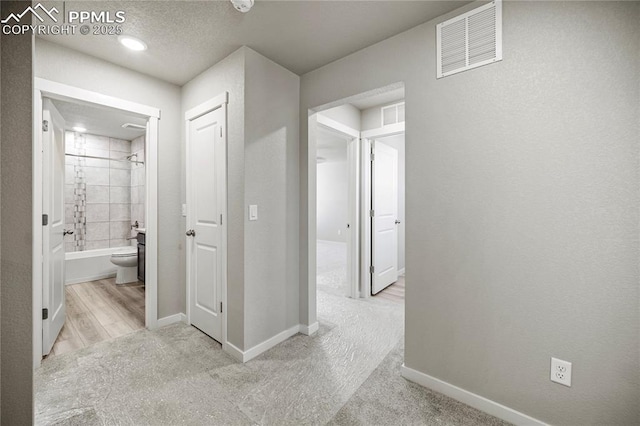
[42,120,49,132]
[220,127,223,137]
[220,214,223,225]
[42,214,48,226]
[220,302,223,313]
[369,265,375,274]
[370,151,375,161]
[370,209,375,217]
[42,308,48,320]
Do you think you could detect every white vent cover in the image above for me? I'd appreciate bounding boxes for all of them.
[381,102,405,126]
[436,0,502,78]
[122,123,146,130]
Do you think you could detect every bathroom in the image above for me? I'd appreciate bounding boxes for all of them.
[47,98,147,357]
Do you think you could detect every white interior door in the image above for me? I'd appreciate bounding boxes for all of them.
[42,99,66,355]
[371,141,399,294]
[346,137,360,298]
[186,106,226,343]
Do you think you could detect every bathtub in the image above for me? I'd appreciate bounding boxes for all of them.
[65,246,135,285]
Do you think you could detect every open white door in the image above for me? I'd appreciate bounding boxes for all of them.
[186,105,226,343]
[371,141,399,294]
[42,99,66,355]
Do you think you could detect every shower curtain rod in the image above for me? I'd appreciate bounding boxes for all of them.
[65,153,145,165]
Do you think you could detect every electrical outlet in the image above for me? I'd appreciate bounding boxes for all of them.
[550,357,572,387]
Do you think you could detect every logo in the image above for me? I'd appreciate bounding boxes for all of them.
[1,3,58,24]
[2,3,126,36]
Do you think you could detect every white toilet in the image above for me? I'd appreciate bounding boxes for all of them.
[110,247,138,284]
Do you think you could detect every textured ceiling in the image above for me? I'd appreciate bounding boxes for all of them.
[37,1,469,85]
[52,99,147,140]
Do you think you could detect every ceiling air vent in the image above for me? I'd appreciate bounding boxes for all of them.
[436,0,502,79]
[122,123,146,130]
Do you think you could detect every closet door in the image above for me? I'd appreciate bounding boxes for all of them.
[186,103,226,343]
[371,141,399,294]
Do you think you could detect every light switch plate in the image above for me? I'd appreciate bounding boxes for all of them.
[249,205,258,221]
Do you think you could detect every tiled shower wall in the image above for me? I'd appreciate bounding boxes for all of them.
[64,131,133,251]
[130,135,145,229]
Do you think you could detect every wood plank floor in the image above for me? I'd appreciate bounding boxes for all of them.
[374,275,405,303]
[45,278,145,359]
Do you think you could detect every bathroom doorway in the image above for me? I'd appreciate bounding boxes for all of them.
[33,79,160,367]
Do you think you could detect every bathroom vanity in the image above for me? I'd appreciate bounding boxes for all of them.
[137,230,146,283]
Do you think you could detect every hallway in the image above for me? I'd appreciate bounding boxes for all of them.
[35,282,502,425]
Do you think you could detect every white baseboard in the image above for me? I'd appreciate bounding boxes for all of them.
[401,365,547,426]
[65,272,116,285]
[157,313,187,328]
[398,268,406,276]
[299,321,319,335]
[224,324,306,363]
[223,341,245,363]
[243,325,300,362]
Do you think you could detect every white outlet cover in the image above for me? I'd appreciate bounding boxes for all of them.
[550,357,572,387]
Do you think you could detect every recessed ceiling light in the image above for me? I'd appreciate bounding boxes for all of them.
[72,126,86,132]
[118,35,147,51]
[230,0,254,13]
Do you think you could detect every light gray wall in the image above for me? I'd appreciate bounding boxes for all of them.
[181,47,246,349]
[300,2,639,424]
[244,47,300,349]
[35,39,183,319]
[378,135,405,271]
[319,104,361,131]
[1,2,33,422]
[317,158,348,243]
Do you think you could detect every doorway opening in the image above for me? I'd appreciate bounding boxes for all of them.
[33,79,160,367]
[311,85,406,309]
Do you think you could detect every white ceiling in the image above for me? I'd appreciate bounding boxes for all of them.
[52,99,147,140]
[37,1,470,85]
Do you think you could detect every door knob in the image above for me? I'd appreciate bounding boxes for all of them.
[394,220,401,224]
[63,229,74,236]
[186,229,196,237]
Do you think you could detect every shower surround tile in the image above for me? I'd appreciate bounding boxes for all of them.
[64,131,134,252]
[86,222,110,241]
[85,240,110,251]
[84,134,110,150]
[110,186,131,204]
[85,186,110,204]
[110,138,131,153]
[110,169,131,186]
[110,204,131,222]
[84,167,110,186]
[85,204,110,223]
[110,221,132,240]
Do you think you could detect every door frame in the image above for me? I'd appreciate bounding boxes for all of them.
[360,123,405,297]
[315,114,360,299]
[32,78,161,368]
[184,92,228,351]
